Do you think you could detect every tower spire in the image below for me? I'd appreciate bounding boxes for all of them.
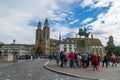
[59,31,61,41]
[91,31,93,39]
[44,18,48,27]
[38,21,42,29]
[13,39,16,44]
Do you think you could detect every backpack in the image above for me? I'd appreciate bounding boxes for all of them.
[60,52,63,59]
[83,54,88,61]
[56,53,60,59]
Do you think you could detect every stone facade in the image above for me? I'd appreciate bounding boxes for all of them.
[35,19,60,55]
[36,19,104,55]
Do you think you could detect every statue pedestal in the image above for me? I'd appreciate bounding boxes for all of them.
[76,38,90,54]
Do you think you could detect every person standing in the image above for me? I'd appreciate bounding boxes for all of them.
[111,53,117,67]
[63,52,67,66]
[86,52,90,68]
[60,51,64,67]
[13,52,19,63]
[69,52,75,68]
[82,53,88,68]
[77,53,82,67]
[73,53,77,67]
[13,52,16,63]
[16,52,19,62]
[102,53,108,68]
[92,52,99,70]
[49,54,53,61]
[56,52,60,65]
[97,54,101,66]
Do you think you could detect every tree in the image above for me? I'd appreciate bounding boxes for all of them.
[0,42,3,48]
[105,36,115,56]
[114,46,120,56]
[0,42,3,57]
[35,42,43,57]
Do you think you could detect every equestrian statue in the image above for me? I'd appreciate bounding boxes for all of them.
[78,27,90,39]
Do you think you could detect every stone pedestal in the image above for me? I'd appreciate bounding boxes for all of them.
[76,38,90,54]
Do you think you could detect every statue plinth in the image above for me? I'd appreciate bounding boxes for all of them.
[76,38,90,54]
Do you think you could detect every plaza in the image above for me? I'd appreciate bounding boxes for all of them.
[45,59,120,80]
[0,57,120,80]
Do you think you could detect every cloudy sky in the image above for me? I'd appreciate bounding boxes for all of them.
[0,0,120,46]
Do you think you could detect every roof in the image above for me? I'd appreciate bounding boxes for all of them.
[50,38,60,43]
[90,38,103,46]
[61,38,103,46]
[3,44,35,46]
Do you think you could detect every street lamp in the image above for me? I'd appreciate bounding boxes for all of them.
[13,39,16,54]
[13,39,16,44]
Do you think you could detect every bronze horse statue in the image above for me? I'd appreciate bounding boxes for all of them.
[78,27,90,39]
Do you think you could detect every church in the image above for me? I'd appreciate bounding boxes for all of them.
[36,19,104,55]
[35,19,60,55]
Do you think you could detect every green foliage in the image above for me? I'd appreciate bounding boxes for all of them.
[114,46,120,56]
[106,46,115,53]
[0,42,3,48]
[105,36,120,56]
[106,36,115,55]
[35,43,43,56]
[0,42,3,57]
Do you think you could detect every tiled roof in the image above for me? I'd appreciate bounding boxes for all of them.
[61,38,103,46]
[50,38,60,43]
[90,38,103,46]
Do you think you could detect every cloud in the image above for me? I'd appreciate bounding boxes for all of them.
[50,23,72,40]
[0,0,79,44]
[0,0,120,47]
[81,18,93,24]
[80,0,94,8]
[94,0,112,8]
[88,0,120,46]
[60,0,76,4]
[0,0,65,44]
[69,19,79,25]
[80,0,112,8]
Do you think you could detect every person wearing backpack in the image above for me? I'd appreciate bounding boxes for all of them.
[60,51,64,67]
[56,52,60,65]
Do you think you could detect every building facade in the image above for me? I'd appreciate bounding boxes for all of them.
[2,44,34,56]
[36,19,60,55]
[36,19,104,55]
[56,38,104,54]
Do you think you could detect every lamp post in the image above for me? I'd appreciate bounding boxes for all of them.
[13,39,15,44]
[13,39,16,54]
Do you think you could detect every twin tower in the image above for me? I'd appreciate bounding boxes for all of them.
[36,19,50,55]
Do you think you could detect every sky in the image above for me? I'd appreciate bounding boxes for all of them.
[0,0,120,46]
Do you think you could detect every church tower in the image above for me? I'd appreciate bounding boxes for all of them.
[59,31,61,41]
[43,18,50,55]
[36,21,43,44]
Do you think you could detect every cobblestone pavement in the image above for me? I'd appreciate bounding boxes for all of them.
[0,59,89,80]
[46,59,120,80]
